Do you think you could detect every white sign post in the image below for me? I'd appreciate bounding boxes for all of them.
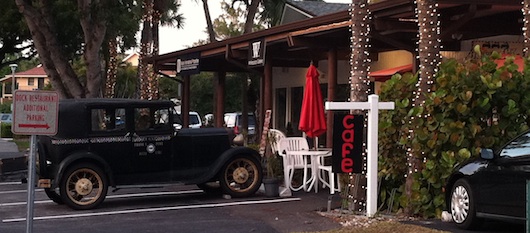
[325,94,394,218]
[12,90,58,233]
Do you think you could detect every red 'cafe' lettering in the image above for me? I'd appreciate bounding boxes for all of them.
[341,115,355,173]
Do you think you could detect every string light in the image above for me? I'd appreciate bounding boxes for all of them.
[407,1,441,181]
[138,0,161,100]
[348,0,371,213]
[105,38,118,98]
[523,0,530,56]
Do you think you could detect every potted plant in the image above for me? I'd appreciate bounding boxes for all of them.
[261,135,284,197]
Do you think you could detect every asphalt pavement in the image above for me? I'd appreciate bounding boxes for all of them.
[0,137,20,154]
[0,138,524,233]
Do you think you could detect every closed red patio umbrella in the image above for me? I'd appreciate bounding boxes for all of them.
[299,64,326,139]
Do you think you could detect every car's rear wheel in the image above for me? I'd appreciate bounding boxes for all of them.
[219,155,262,198]
[60,163,108,210]
[451,179,482,229]
[44,188,63,204]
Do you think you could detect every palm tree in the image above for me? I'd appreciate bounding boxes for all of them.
[138,0,183,100]
[523,0,530,57]
[348,0,371,212]
[105,38,118,98]
[405,0,441,215]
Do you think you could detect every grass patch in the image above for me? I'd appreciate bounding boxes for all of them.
[297,221,448,233]
[13,138,30,152]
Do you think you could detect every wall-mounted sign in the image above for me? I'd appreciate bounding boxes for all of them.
[332,114,364,173]
[248,38,266,67]
[176,52,200,76]
[467,41,523,59]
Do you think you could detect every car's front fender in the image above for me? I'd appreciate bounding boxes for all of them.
[185,146,261,184]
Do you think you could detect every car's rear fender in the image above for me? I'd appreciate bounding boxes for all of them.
[51,151,115,188]
[187,146,261,184]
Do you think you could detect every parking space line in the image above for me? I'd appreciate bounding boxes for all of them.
[0,190,203,207]
[0,189,43,195]
[3,197,301,223]
[0,182,23,186]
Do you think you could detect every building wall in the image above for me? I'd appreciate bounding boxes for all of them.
[271,50,413,131]
[17,77,49,91]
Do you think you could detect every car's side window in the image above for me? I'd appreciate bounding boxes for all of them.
[499,132,530,158]
[135,108,152,131]
[134,107,172,132]
[153,108,171,130]
[91,108,126,132]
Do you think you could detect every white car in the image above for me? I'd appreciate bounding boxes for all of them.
[0,113,12,124]
[173,111,202,129]
[188,112,202,128]
[224,112,256,135]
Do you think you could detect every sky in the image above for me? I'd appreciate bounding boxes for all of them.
[158,0,352,54]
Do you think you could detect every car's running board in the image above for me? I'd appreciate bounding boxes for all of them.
[112,183,186,192]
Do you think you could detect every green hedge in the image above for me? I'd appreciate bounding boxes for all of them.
[378,51,530,218]
[0,123,12,138]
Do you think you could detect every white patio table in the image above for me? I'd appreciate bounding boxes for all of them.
[285,148,332,193]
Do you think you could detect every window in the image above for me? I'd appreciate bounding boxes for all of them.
[135,108,151,131]
[28,78,35,86]
[190,115,200,125]
[135,107,171,131]
[91,108,126,132]
[38,78,45,89]
[500,132,530,158]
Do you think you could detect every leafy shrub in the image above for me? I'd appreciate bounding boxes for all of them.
[378,51,530,217]
[1,123,13,138]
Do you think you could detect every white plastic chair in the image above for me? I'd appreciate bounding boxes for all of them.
[268,129,286,155]
[278,137,311,191]
[316,154,340,194]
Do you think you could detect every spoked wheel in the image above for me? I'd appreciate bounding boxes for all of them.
[219,155,262,198]
[451,179,482,229]
[60,163,108,210]
[44,188,63,204]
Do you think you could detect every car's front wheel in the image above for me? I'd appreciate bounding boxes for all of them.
[451,179,482,229]
[60,162,108,210]
[219,155,262,198]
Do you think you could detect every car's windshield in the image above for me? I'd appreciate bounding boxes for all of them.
[237,115,255,126]
[190,115,200,125]
[499,131,530,158]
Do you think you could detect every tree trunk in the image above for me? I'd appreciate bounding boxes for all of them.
[149,8,161,100]
[138,0,154,100]
[349,0,371,212]
[202,0,217,42]
[15,0,85,99]
[105,38,118,98]
[350,0,370,103]
[405,0,441,215]
[244,0,261,34]
[524,0,530,57]
[78,0,107,98]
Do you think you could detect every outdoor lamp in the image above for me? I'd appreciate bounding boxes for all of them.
[9,64,18,96]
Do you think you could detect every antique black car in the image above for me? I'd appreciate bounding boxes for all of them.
[37,98,263,210]
[445,130,530,229]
